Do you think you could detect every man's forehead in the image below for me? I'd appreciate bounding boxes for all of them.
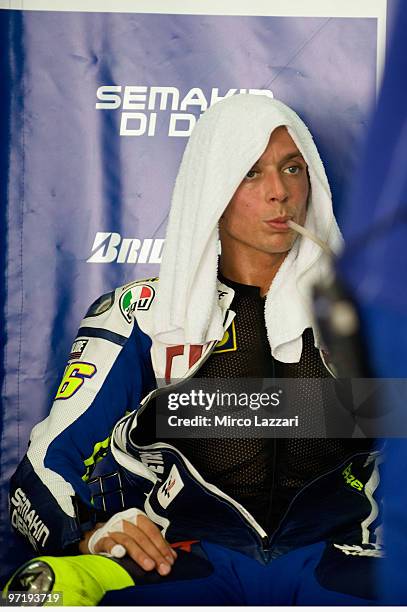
[254,126,305,164]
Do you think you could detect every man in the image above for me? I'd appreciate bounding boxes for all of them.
[5,94,382,605]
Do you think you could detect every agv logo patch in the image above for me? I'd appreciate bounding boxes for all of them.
[120,283,155,323]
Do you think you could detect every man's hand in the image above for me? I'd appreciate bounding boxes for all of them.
[79,510,177,576]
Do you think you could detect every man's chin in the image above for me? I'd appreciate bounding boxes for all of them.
[262,239,296,255]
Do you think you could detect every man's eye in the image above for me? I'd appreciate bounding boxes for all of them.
[283,166,300,175]
[245,169,258,179]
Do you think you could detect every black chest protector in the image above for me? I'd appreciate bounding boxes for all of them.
[167,276,372,535]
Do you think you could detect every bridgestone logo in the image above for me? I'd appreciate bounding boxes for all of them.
[87,233,165,264]
[10,488,50,550]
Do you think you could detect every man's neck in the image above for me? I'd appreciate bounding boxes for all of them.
[219,250,287,297]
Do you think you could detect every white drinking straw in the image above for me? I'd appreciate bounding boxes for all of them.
[287,219,334,257]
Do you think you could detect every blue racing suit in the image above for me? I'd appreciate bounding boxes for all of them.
[9,277,383,604]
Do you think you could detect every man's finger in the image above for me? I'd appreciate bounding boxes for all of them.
[106,531,172,575]
[121,520,175,568]
[136,515,177,560]
[93,535,126,558]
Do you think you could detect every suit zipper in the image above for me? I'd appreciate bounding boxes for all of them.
[266,449,376,550]
[112,330,269,545]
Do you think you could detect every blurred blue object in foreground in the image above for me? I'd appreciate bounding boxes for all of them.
[336,0,407,603]
[337,0,407,379]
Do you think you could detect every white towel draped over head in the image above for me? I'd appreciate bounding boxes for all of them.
[153,93,343,362]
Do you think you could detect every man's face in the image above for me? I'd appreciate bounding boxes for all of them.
[219,126,309,258]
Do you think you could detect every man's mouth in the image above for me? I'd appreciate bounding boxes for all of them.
[264,216,293,230]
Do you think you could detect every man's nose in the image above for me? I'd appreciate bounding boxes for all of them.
[265,171,288,203]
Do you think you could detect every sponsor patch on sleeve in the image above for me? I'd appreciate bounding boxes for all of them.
[10,487,50,551]
[68,338,89,362]
[120,283,155,323]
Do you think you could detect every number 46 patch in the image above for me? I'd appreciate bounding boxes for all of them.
[55,362,97,400]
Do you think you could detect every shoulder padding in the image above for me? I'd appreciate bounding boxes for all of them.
[79,277,160,340]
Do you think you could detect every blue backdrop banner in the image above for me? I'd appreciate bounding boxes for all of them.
[0,1,385,580]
